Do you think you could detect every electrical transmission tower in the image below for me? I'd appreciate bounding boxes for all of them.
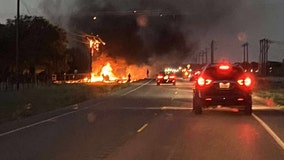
[211,40,215,64]
[259,39,272,76]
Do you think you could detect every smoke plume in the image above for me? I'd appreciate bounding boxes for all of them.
[40,0,250,67]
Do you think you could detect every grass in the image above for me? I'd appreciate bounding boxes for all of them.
[0,82,130,124]
[254,78,284,106]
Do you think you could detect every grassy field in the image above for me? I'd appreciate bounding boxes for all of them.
[254,77,284,106]
[0,82,129,124]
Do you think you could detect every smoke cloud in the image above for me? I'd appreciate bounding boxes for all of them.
[39,0,254,66]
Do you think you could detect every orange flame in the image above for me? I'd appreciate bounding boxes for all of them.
[86,53,151,83]
[90,62,118,82]
[101,62,118,81]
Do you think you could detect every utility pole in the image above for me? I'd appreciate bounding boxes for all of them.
[201,51,204,64]
[87,35,106,74]
[196,54,199,64]
[242,42,249,63]
[210,40,214,64]
[199,51,203,64]
[259,39,263,76]
[200,49,208,65]
[16,0,20,90]
[205,48,208,64]
[259,39,271,76]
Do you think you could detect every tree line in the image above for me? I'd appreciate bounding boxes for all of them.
[0,15,87,87]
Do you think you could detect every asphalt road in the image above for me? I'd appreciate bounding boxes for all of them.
[1,78,284,160]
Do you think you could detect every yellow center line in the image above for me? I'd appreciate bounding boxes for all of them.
[137,123,148,133]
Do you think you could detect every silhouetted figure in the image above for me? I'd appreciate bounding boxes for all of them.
[146,69,149,78]
[128,73,131,82]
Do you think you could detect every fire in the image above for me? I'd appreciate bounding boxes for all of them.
[100,62,118,81]
[90,73,103,82]
[90,62,118,82]
[85,35,150,83]
[85,53,151,83]
[101,63,113,78]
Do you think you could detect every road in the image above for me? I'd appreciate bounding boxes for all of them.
[1,78,284,160]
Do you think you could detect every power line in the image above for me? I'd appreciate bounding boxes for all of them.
[20,0,31,16]
[270,40,284,45]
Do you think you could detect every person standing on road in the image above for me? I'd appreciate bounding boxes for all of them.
[147,69,149,78]
[128,73,131,82]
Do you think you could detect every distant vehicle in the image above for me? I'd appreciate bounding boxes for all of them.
[192,63,254,115]
[182,70,191,79]
[156,71,176,85]
[189,70,201,81]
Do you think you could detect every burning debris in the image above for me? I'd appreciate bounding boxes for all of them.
[90,62,118,82]
[87,53,150,83]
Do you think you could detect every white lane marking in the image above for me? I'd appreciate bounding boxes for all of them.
[0,100,109,137]
[119,106,191,110]
[121,79,152,96]
[137,123,148,133]
[0,110,78,137]
[0,81,152,137]
[252,113,284,150]
[161,106,191,110]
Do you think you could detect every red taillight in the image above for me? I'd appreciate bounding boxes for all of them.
[237,74,254,89]
[169,75,176,79]
[217,64,232,73]
[237,98,244,101]
[197,76,212,88]
[219,65,230,70]
[197,77,205,85]
[237,77,251,87]
[157,75,163,79]
[244,77,252,86]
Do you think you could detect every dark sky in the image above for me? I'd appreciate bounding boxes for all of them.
[1,0,284,64]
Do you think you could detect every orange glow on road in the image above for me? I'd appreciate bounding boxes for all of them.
[237,123,257,145]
